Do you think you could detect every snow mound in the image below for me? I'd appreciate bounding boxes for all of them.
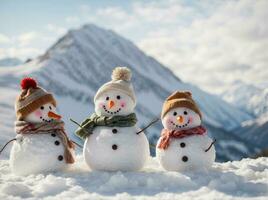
[0,155,267,200]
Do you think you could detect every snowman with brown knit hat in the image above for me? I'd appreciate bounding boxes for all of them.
[7,77,75,175]
[156,91,216,171]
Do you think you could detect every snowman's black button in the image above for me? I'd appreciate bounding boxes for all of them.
[112,129,117,134]
[58,155,63,161]
[112,144,118,150]
[180,142,186,148]
[182,156,188,162]
[54,141,60,145]
[51,133,56,137]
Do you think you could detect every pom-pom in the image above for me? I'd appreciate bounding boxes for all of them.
[20,77,37,90]
[185,91,192,96]
[112,67,132,81]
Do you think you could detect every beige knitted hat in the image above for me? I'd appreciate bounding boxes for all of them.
[161,91,202,119]
[94,67,136,105]
[15,77,56,120]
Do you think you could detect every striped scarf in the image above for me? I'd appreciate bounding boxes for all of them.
[15,120,75,164]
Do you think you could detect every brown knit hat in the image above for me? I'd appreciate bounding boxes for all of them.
[15,77,56,120]
[161,91,202,119]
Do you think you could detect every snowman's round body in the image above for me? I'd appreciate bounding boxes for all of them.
[10,133,70,175]
[156,134,215,171]
[82,83,150,171]
[84,126,149,171]
[9,102,74,175]
[156,106,216,172]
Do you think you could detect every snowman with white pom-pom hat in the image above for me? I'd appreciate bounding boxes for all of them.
[156,91,216,172]
[8,78,75,176]
[75,67,150,171]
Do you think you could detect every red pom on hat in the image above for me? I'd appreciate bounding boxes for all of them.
[20,77,37,90]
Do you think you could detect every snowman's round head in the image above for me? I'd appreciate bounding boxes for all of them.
[94,67,136,116]
[162,107,201,130]
[24,103,62,123]
[161,91,202,130]
[95,90,135,116]
[16,77,58,121]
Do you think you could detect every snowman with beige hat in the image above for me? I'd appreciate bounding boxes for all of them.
[75,67,150,171]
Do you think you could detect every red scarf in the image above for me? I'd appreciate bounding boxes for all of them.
[157,126,207,150]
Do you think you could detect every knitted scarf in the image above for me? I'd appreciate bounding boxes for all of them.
[15,120,75,164]
[75,113,137,139]
[157,126,207,150]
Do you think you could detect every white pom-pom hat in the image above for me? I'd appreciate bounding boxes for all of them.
[94,67,136,105]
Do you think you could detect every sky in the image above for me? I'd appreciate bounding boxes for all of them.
[0,0,267,94]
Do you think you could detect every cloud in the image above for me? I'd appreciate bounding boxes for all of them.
[46,24,67,35]
[132,1,196,23]
[137,0,268,93]
[0,34,11,44]
[0,31,55,60]
[17,32,39,47]
[0,47,42,60]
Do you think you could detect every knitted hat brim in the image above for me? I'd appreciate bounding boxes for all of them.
[161,99,202,119]
[94,83,136,105]
[16,94,56,120]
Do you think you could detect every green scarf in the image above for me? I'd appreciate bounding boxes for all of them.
[75,113,137,139]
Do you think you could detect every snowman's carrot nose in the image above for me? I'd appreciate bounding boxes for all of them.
[48,111,62,120]
[177,116,184,123]
[109,100,115,109]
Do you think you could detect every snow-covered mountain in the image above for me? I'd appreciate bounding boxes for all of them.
[222,81,268,117]
[0,24,257,161]
[0,57,22,66]
[234,114,268,151]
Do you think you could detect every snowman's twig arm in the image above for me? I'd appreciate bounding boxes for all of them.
[0,138,16,155]
[205,139,216,152]
[149,143,156,149]
[71,140,83,148]
[70,118,84,128]
[136,118,159,135]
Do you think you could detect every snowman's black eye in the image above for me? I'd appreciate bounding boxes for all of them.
[40,106,44,110]
[173,112,177,116]
[184,111,188,115]
[49,106,52,110]
[117,95,121,100]
[106,97,109,101]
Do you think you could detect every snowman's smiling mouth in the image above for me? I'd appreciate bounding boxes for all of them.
[40,116,53,123]
[103,105,122,115]
[171,119,191,129]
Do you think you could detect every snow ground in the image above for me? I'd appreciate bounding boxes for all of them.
[0,155,267,200]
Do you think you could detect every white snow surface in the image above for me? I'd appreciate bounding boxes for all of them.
[0,155,267,200]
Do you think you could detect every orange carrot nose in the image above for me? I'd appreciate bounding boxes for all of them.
[109,100,115,109]
[177,116,184,124]
[48,111,62,120]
